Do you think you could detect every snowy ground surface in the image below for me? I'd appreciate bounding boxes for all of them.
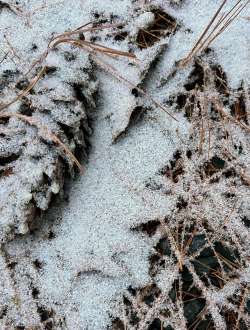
[0,0,250,329]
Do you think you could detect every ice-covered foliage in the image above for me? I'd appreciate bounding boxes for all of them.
[0,1,97,241]
[0,0,249,329]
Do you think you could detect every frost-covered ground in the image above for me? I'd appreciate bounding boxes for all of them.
[0,0,250,329]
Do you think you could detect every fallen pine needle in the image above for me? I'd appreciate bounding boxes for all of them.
[0,112,83,172]
[180,0,250,66]
[0,22,178,171]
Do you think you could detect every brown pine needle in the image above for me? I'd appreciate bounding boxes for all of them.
[142,29,162,41]
[213,100,250,133]
[0,112,83,172]
[49,23,123,43]
[0,22,178,172]
[235,286,248,329]
[180,0,250,66]
[51,38,136,60]
[1,23,176,122]
[0,66,47,111]
[186,0,228,59]
[93,55,178,121]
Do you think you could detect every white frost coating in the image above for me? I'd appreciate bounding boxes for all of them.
[0,0,249,329]
[0,0,98,240]
[130,11,155,35]
[153,0,250,88]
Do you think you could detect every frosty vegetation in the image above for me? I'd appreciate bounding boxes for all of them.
[0,0,249,329]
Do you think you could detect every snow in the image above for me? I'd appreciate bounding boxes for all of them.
[0,0,249,329]
[152,0,250,88]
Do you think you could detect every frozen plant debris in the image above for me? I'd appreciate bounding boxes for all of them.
[180,0,250,67]
[135,9,176,49]
[0,1,99,242]
[0,0,249,329]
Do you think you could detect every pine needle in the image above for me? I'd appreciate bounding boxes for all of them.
[180,0,250,66]
[0,22,178,171]
[0,112,83,172]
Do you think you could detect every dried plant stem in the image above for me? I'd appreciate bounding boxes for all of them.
[50,23,122,41]
[187,0,228,59]
[51,38,136,60]
[235,286,248,329]
[1,23,177,123]
[52,36,178,120]
[180,0,250,67]
[0,112,83,172]
[0,22,178,171]
[93,55,178,121]
[213,100,250,133]
[0,66,47,111]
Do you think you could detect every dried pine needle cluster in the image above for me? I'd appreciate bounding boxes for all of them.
[180,0,250,66]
